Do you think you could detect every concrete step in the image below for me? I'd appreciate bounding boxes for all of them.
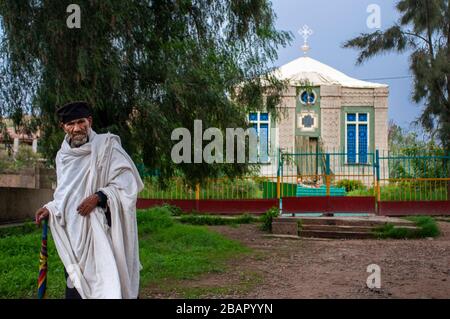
[299,230,376,240]
[301,225,374,233]
[272,217,420,239]
[278,217,414,228]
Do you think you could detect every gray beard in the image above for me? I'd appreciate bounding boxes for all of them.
[69,129,90,148]
[70,135,88,148]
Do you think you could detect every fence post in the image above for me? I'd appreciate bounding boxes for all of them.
[195,183,200,200]
[375,150,381,203]
[195,183,200,211]
[447,151,450,201]
[277,148,283,216]
[277,148,281,200]
[326,153,330,196]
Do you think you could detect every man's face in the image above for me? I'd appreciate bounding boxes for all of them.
[62,117,92,147]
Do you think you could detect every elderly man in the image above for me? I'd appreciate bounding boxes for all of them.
[35,101,144,299]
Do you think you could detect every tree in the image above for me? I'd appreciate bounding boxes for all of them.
[0,0,291,186]
[388,120,448,179]
[343,0,450,151]
[388,120,426,153]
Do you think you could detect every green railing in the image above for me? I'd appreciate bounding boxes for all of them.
[138,149,450,202]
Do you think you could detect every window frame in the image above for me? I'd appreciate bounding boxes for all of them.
[298,89,317,105]
[248,111,271,163]
[344,112,370,164]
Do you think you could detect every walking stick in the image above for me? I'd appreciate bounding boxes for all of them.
[37,219,48,299]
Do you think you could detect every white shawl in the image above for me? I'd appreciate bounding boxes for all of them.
[44,130,144,299]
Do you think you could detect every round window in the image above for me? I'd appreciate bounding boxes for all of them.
[299,90,316,105]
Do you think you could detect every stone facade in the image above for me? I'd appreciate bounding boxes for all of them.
[258,56,390,185]
[276,90,296,152]
[275,85,389,154]
[270,84,389,187]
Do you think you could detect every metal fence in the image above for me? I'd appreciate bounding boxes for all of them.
[377,150,450,201]
[139,149,450,202]
[279,148,377,198]
[139,155,279,200]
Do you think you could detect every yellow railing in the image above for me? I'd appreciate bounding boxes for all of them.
[139,175,279,200]
[377,178,449,201]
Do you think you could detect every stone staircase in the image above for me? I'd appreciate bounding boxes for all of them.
[272,216,418,239]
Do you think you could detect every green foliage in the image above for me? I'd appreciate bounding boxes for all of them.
[136,207,249,286]
[0,0,292,184]
[405,216,441,237]
[14,144,40,164]
[259,206,279,232]
[140,177,264,200]
[161,203,183,217]
[0,144,41,172]
[0,228,66,298]
[200,178,263,200]
[386,122,449,179]
[336,179,366,192]
[295,79,315,97]
[0,222,37,238]
[0,206,248,298]
[347,183,447,201]
[374,216,440,239]
[344,1,450,149]
[137,206,175,235]
[178,214,257,226]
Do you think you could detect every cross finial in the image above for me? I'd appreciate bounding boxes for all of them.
[298,25,313,55]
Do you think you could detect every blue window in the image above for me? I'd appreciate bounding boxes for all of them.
[346,112,369,164]
[359,124,368,164]
[249,112,270,163]
[300,90,316,105]
[347,124,356,164]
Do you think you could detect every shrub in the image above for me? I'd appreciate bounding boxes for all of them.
[373,216,440,239]
[336,179,366,192]
[238,214,257,224]
[178,214,258,226]
[0,144,40,172]
[137,206,175,235]
[406,216,440,238]
[259,207,279,232]
[161,203,183,216]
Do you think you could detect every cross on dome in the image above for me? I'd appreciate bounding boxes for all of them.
[298,25,313,55]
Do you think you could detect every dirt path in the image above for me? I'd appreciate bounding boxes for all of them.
[143,222,450,299]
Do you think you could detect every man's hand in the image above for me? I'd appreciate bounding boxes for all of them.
[77,194,100,216]
[35,207,49,226]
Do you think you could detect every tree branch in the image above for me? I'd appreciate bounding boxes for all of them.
[401,31,429,44]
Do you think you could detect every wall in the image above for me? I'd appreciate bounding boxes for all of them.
[0,167,55,223]
[0,188,54,222]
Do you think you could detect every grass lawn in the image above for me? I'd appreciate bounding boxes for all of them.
[0,206,249,298]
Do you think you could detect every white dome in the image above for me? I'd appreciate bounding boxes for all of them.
[273,56,388,89]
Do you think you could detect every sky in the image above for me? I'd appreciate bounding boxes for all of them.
[270,0,421,129]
